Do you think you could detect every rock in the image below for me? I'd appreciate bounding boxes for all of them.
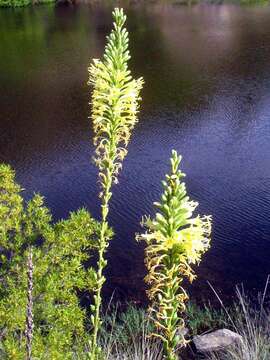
[193,329,242,353]
[177,327,189,337]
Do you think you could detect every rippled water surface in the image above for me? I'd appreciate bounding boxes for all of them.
[1,2,270,302]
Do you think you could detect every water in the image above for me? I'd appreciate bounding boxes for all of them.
[1,2,270,303]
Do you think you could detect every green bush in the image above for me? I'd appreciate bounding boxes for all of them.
[0,0,54,8]
[0,0,29,7]
[0,164,99,359]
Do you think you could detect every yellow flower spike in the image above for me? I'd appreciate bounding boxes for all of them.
[88,8,143,359]
[137,150,211,360]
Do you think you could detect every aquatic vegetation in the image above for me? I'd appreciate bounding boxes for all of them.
[0,164,99,359]
[137,150,211,359]
[88,8,143,358]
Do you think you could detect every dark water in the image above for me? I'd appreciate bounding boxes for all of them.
[1,2,270,303]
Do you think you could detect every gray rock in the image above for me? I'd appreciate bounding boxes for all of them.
[193,329,242,353]
[178,327,189,337]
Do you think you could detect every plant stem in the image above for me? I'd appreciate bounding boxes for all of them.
[26,247,34,360]
[90,174,112,359]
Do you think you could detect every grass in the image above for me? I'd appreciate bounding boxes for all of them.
[99,304,154,348]
[97,304,162,360]
[207,280,270,360]
[186,301,227,336]
[1,285,268,359]
[94,279,270,359]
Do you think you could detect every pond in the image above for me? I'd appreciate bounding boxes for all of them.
[1,2,270,304]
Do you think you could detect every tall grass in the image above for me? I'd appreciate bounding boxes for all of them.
[98,305,163,360]
[90,278,270,360]
[102,330,163,360]
[208,278,270,360]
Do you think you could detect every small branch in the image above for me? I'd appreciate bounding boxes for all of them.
[25,247,34,360]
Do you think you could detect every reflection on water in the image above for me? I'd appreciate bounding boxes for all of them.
[1,2,270,303]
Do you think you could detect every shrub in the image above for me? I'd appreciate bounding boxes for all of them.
[0,164,99,359]
[0,0,54,8]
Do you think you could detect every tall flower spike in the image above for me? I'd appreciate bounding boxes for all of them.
[88,8,143,359]
[88,7,144,199]
[137,150,211,360]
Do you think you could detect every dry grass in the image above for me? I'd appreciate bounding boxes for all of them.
[208,277,270,360]
[99,305,162,360]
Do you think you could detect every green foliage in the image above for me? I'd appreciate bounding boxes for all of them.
[0,0,53,7]
[239,0,269,5]
[0,164,99,359]
[137,150,211,360]
[99,304,154,348]
[186,302,226,336]
[88,8,143,358]
[98,304,162,360]
[0,0,29,7]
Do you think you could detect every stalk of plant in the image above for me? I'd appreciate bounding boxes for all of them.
[137,150,212,360]
[26,247,34,360]
[88,8,144,358]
